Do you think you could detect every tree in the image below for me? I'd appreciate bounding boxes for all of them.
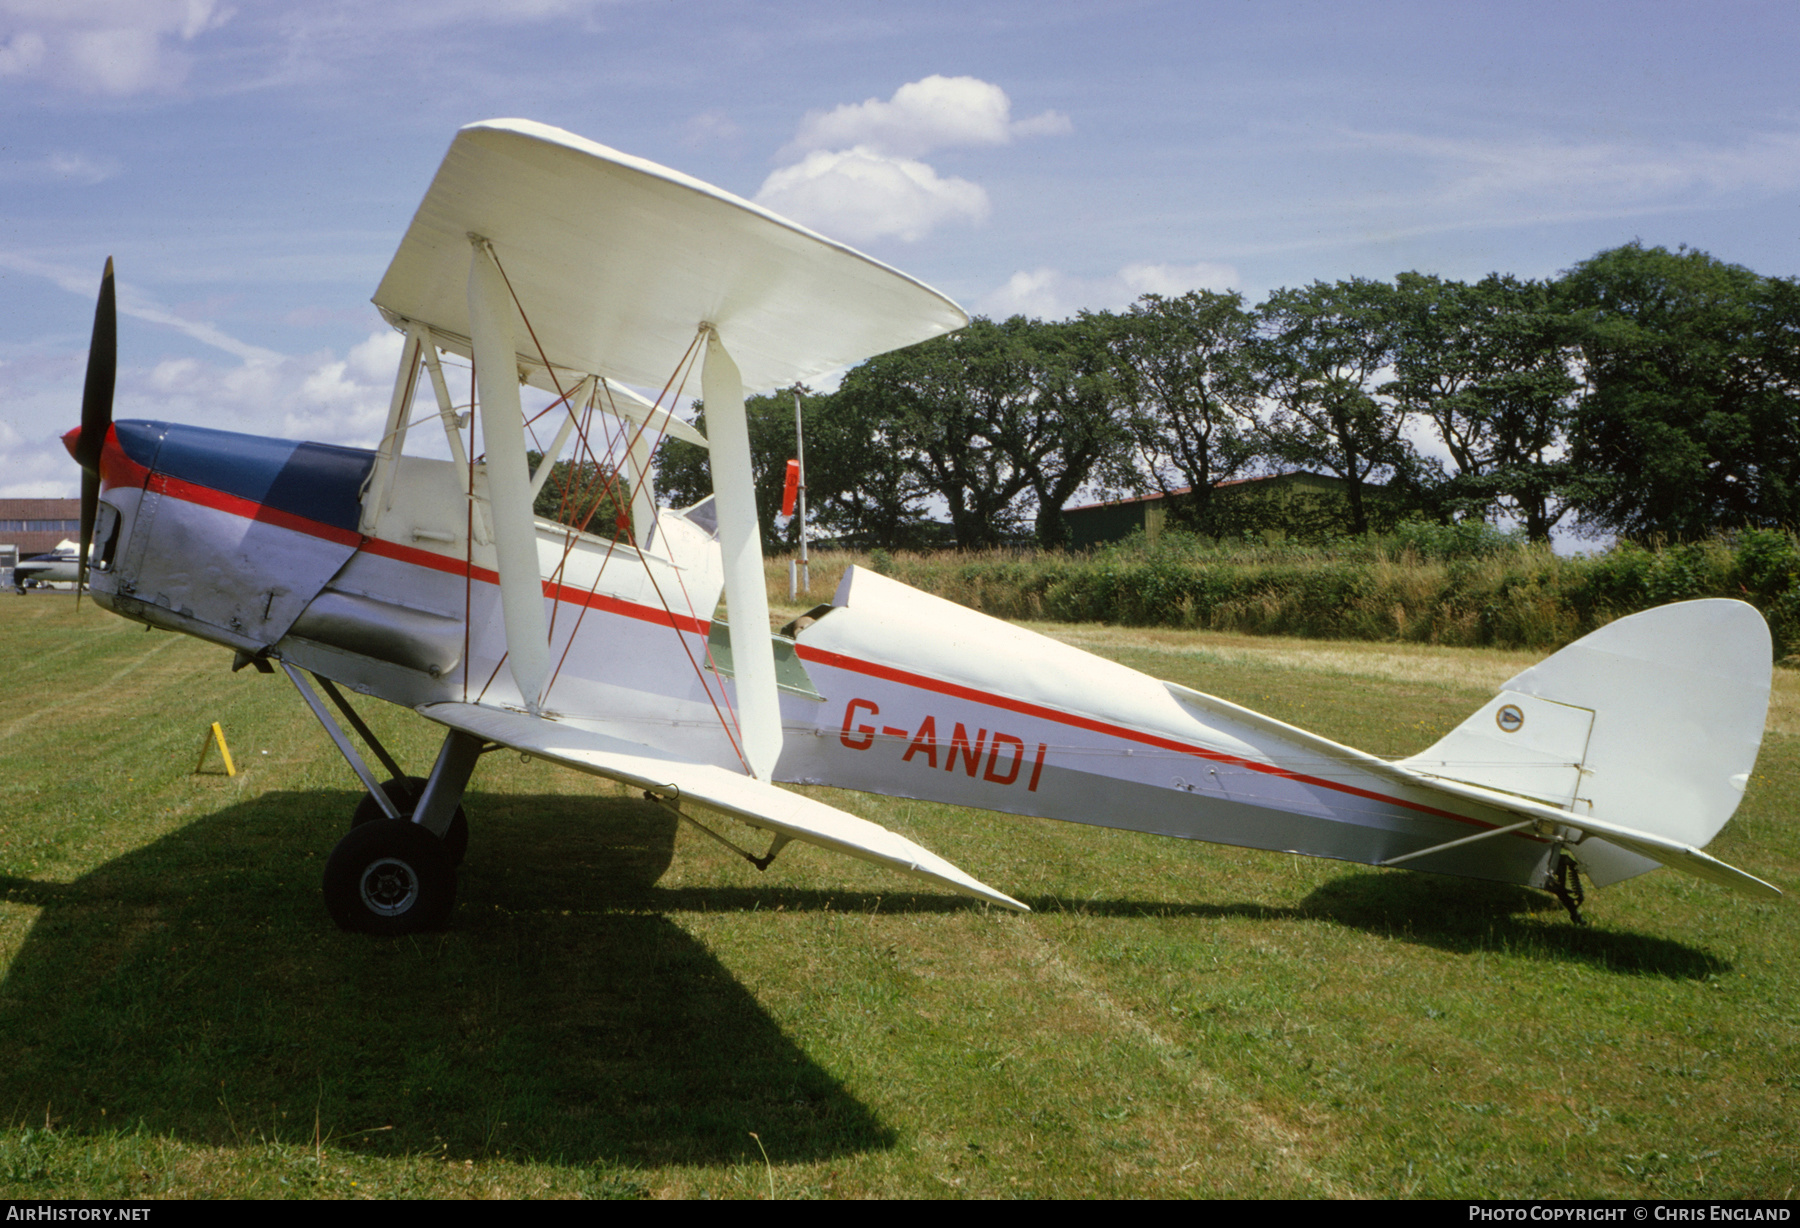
[528,450,631,538]
[1102,290,1259,529]
[835,316,1130,549]
[654,390,809,551]
[834,318,1039,548]
[801,387,939,549]
[1250,278,1416,535]
[1389,273,1580,541]
[1560,243,1800,538]
[1014,314,1130,547]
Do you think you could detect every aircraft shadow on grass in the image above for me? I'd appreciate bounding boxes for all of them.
[0,791,896,1167]
[0,784,1729,1171]
[1026,873,1727,980]
[1293,872,1728,977]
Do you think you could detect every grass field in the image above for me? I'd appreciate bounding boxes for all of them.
[0,593,1795,1198]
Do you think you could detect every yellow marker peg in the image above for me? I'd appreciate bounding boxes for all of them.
[194,721,237,777]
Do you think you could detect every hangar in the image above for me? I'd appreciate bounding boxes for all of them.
[1,497,82,587]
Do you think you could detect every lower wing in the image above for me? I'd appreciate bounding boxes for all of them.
[418,700,1027,911]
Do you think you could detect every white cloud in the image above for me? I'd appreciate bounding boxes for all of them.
[43,152,117,184]
[977,261,1239,321]
[347,329,404,384]
[0,475,71,498]
[1116,261,1240,298]
[0,416,72,498]
[979,269,1054,318]
[757,75,1069,244]
[0,320,408,500]
[135,330,402,446]
[0,0,231,95]
[755,146,990,244]
[282,329,406,441]
[2,313,576,496]
[128,305,281,366]
[788,74,1070,159]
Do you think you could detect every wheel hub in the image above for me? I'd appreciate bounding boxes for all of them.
[360,856,420,916]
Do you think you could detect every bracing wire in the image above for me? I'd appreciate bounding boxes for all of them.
[478,248,750,769]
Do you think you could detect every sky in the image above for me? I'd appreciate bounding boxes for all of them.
[2,0,1796,499]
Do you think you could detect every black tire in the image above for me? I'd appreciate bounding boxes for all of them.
[323,819,456,935]
[351,776,469,866]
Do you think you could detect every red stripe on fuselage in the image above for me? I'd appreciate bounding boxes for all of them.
[148,471,363,546]
[796,643,1489,830]
[145,471,709,636]
[357,534,709,636]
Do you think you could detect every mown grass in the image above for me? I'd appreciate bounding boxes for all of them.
[0,593,1795,1198]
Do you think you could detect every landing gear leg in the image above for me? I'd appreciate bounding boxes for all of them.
[351,778,470,866]
[283,661,486,933]
[1546,850,1587,926]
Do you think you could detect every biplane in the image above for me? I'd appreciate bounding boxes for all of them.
[63,120,1779,933]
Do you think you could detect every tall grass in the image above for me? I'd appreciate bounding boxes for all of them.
[768,527,1800,658]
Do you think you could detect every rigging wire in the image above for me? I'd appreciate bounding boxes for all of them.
[477,249,750,769]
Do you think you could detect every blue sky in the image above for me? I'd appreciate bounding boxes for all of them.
[2,0,1796,497]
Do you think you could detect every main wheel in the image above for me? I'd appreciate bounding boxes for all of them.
[323,818,456,935]
[351,776,469,865]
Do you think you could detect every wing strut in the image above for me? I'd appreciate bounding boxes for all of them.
[526,374,593,504]
[702,327,782,779]
[1377,820,1537,867]
[419,334,491,544]
[358,324,426,535]
[279,661,402,819]
[468,236,552,714]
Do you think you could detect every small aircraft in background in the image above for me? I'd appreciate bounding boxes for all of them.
[12,539,83,591]
[62,120,1780,933]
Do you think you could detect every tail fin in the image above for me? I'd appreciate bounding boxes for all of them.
[1399,599,1772,887]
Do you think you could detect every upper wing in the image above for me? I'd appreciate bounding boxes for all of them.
[372,118,968,394]
[419,700,1027,912]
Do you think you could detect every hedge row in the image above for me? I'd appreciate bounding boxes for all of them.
[775,528,1800,660]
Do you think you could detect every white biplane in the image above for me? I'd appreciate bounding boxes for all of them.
[65,120,1779,932]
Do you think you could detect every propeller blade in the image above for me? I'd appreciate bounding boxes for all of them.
[78,468,99,595]
[76,257,115,473]
[76,257,116,597]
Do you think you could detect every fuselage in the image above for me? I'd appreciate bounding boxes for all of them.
[78,419,1573,893]
[13,547,80,587]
